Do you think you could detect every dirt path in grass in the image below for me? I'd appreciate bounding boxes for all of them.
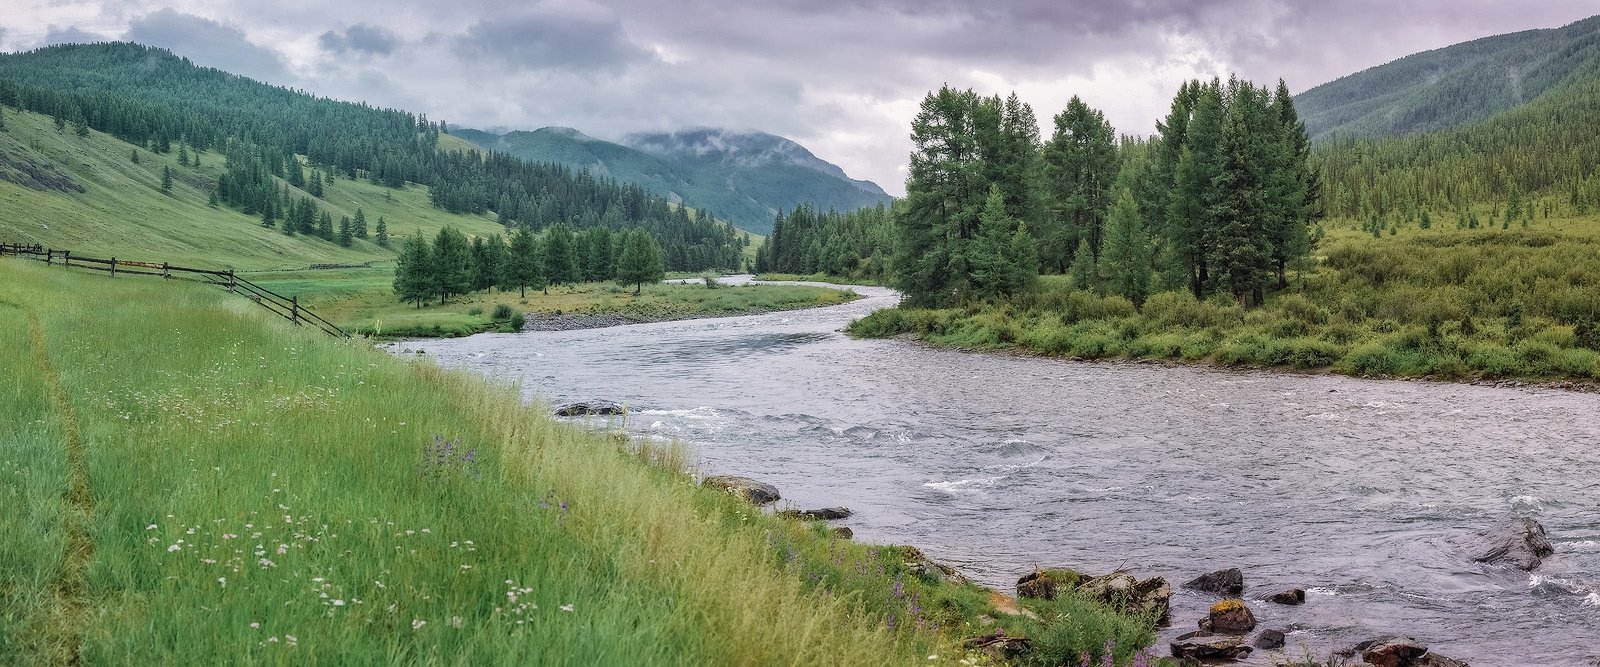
[24,309,94,667]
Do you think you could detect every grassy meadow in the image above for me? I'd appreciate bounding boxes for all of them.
[853,216,1600,383]
[0,259,1160,666]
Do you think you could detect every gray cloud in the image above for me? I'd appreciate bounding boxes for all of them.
[319,23,399,56]
[5,0,1594,195]
[124,9,286,81]
[42,25,111,46]
[450,3,654,73]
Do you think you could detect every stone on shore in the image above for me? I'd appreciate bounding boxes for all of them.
[1171,630,1252,661]
[554,400,627,417]
[776,507,853,520]
[1016,568,1170,626]
[701,475,780,505]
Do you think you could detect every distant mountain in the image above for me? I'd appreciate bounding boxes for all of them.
[455,127,892,235]
[1296,14,1600,139]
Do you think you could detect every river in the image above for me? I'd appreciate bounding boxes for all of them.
[398,277,1600,665]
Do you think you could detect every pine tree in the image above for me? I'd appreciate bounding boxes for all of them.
[1067,238,1098,292]
[318,211,335,240]
[1100,185,1151,305]
[207,189,219,207]
[969,186,1033,301]
[542,223,580,286]
[393,234,434,308]
[308,170,324,198]
[508,228,544,298]
[1041,96,1119,272]
[161,165,174,193]
[431,227,474,303]
[894,85,985,306]
[130,148,140,164]
[178,145,189,166]
[375,216,389,247]
[353,208,368,238]
[338,216,353,247]
[479,234,508,292]
[615,229,665,295]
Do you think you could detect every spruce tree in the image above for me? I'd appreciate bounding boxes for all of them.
[353,208,368,238]
[318,211,335,240]
[1067,238,1098,292]
[479,234,508,292]
[615,229,665,295]
[161,165,174,193]
[207,189,219,207]
[338,216,353,247]
[1100,185,1151,306]
[375,216,389,247]
[393,234,434,307]
[130,148,139,164]
[431,227,474,303]
[894,85,985,306]
[178,145,189,166]
[1041,96,1119,272]
[508,228,544,298]
[308,170,324,198]
[542,223,580,286]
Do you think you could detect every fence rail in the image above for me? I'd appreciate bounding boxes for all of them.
[1,242,348,338]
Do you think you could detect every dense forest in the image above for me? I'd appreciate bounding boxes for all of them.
[753,203,894,281]
[392,225,665,307]
[890,77,1320,308]
[0,43,742,271]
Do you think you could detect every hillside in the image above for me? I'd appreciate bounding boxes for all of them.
[0,42,744,272]
[1296,14,1600,139]
[0,105,503,269]
[456,126,893,235]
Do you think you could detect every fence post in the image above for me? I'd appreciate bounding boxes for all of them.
[162,262,170,279]
[226,270,236,291]
[46,249,53,266]
[63,250,70,267]
[291,296,300,326]
[110,257,117,277]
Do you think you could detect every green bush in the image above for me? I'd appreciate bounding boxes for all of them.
[466,306,484,316]
[491,303,515,320]
[1340,342,1401,376]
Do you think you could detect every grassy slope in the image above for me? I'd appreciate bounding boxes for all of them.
[0,259,1158,665]
[853,217,1600,384]
[0,107,505,270]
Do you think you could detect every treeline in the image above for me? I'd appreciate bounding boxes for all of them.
[1313,79,1600,222]
[753,203,893,280]
[392,224,664,306]
[0,43,741,272]
[894,77,1321,308]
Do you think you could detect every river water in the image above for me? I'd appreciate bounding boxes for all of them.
[400,278,1600,665]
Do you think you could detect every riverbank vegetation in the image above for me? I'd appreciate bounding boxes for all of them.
[0,259,1164,665]
[850,76,1600,383]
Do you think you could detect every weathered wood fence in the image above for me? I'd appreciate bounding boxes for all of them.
[1,242,348,338]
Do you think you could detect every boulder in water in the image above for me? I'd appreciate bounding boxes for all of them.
[1170,630,1252,661]
[1471,517,1555,571]
[1253,629,1286,650]
[1185,567,1245,595]
[1353,636,1430,667]
[1198,598,1256,635]
[554,400,627,417]
[776,507,852,520]
[1265,588,1306,605]
[701,475,780,505]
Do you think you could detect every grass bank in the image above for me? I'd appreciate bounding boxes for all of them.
[246,266,861,338]
[756,272,887,287]
[852,225,1600,384]
[0,259,1159,665]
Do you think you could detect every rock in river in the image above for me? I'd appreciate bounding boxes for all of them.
[1184,567,1245,595]
[1171,630,1251,661]
[1253,629,1286,649]
[701,475,780,505]
[1265,588,1306,605]
[1353,636,1430,667]
[1471,517,1555,571]
[1198,598,1256,635]
[776,507,853,520]
[554,400,627,417]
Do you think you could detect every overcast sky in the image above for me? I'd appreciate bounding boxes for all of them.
[3,1,1594,196]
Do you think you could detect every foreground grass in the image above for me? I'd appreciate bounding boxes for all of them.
[0,260,1156,665]
[853,223,1600,383]
[247,266,860,337]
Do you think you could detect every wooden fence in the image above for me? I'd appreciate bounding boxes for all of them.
[1,242,348,338]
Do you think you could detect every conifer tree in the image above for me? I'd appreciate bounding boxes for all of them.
[353,208,368,238]
[338,216,353,247]
[1041,96,1119,272]
[1067,238,1098,292]
[393,234,434,307]
[479,234,508,292]
[615,229,665,295]
[431,227,474,303]
[508,228,545,298]
[161,165,174,193]
[130,148,139,164]
[178,145,189,166]
[318,211,335,240]
[375,216,389,247]
[542,223,580,286]
[308,169,324,198]
[207,189,219,207]
[1100,185,1151,305]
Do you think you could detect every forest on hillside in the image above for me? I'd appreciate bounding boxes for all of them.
[0,43,742,272]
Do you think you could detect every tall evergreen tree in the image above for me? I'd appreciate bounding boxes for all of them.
[542,223,580,286]
[375,216,389,247]
[507,228,545,298]
[431,227,474,303]
[1100,183,1152,305]
[894,85,984,306]
[393,234,434,307]
[1041,96,1119,272]
[615,229,665,295]
[317,211,335,240]
[353,207,368,238]
[338,215,353,247]
[479,234,509,292]
[161,165,174,193]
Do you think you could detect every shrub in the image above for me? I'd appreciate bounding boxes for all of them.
[467,306,483,316]
[1340,342,1400,376]
[1141,291,1240,329]
[508,311,525,331]
[491,303,515,320]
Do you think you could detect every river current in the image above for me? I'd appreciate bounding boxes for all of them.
[400,278,1600,665]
